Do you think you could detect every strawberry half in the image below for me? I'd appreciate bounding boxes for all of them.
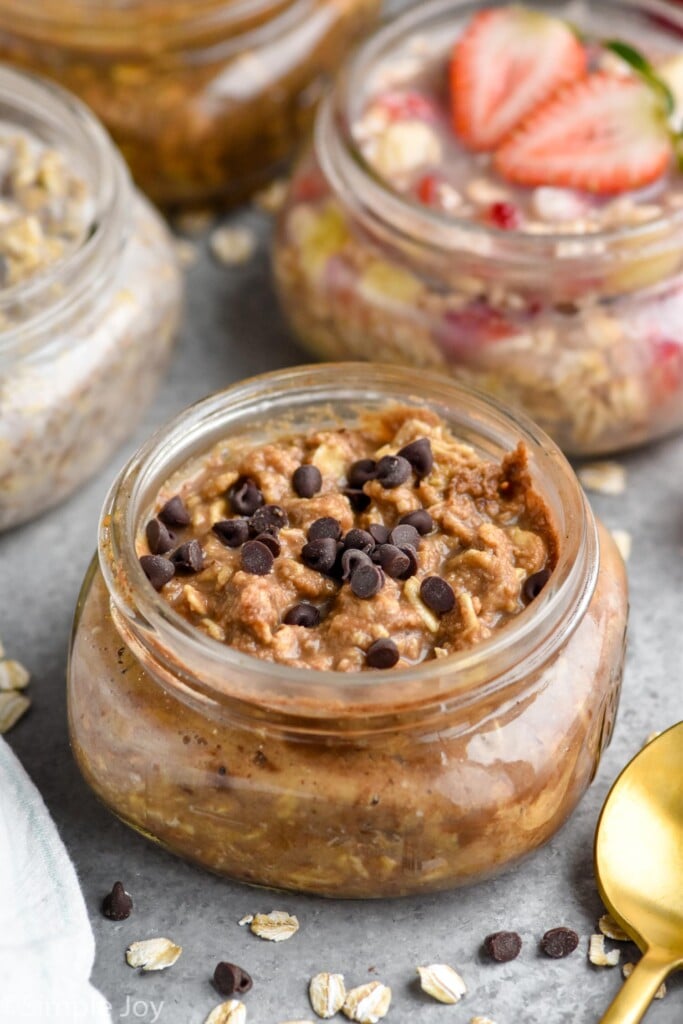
[450,6,586,150]
[495,74,672,194]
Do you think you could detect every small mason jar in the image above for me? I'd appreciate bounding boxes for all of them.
[0,66,182,531]
[68,364,627,898]
[0,0,380,208]
[274,0,683,456]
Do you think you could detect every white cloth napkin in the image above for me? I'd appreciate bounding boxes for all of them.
[0,738,111,1024]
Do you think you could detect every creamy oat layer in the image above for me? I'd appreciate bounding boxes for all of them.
[139,407,556,671]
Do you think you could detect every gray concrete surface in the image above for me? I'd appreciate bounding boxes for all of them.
[1,204,682,1024]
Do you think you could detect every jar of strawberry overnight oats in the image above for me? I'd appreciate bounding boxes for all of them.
[273,0,683,456]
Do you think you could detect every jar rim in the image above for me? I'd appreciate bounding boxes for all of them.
[99,363,599,717]
[0,66,130,360]
[320,0,683,265]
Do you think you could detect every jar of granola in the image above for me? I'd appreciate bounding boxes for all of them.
[68,364,627,897]
[0,66,182,531]
[274,0,683,455]
[0,0,380,208]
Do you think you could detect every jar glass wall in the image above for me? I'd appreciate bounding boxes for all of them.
[0,66,182,531]
[273,0,683,456]
[68,365,627,897]
[0,0,380,208]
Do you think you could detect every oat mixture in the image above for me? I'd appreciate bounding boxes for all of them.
[138,406,556,671]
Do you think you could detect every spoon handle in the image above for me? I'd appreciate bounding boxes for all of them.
[598,950,671,1024]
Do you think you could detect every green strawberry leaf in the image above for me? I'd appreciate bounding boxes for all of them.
[605,39,675,116]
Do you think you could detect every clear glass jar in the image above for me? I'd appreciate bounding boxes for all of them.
[0,66,182,532]
[273,0,683,456]
[68,364,627,898]
[0,0,380,208]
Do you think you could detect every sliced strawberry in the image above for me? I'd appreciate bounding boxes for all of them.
[495,74,672,194]
[651,338,683,399]
[450,7,587,151]
[374,90,439,123]
[436,302,517,359]
[486,200,522,230]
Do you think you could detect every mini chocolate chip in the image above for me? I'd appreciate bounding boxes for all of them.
[146,518,175,555]
[308,516,342,541]
[541,927,579,959]
[523,566,552,603]
[344,488,372,512]
[302,536,339,573]
[398,437,434,479]
[375,454,412,489]
[213,518,249,548]
[140,555,175,590]
[213,962,253,997]
[366,638,399,669]
[399,544,419,579]
[228,476,264,516]
[250,504,288,536]
[350,563,384,599]
[348,458,377,488]
[389,523,421,549]
[484,931,522,962]
[399,509,433,535]
[341,548,373,581]
[284,603,321,627]
[420,576,455,614]
[171,539,204,574]
[102,881,133,921]
[368,523,390,545]
[344,528,375,553]
[374,544,410,579]
[293,463,322,498]
[241,539,274,575]
[158,495,191,527]
[254,532,281,557]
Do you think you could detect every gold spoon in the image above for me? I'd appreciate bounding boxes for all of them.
[595,721,683,1024]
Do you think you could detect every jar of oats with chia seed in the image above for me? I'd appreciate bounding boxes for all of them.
[0,65,182,531]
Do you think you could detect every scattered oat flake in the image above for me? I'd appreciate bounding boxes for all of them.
[173,237,199,268]
[205,1000,247,1024]
[644,730,661,745]
[589,934,620,967]
[238,914,254,926]
[623,962,666,998]
[250,910,299,941]
[309,973,346,1018]
[0,658,30,690]
[210,225,256,266]
[342,982,392,1023]
[253,178,288,214]
[0,691,30,733]
[125,937,182,971]
[610,529,632,562]
[417,964,467,1004]
[599,914,630,942]
[578,461,626,496]
[174,208,214,235]
[470,1018,497,1024]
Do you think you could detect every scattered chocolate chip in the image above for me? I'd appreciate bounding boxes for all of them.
[541,927,579,959]
[158,494,191,527]
[399,509,433,535]
[399,544,419,579]
[344,487,372,512]
[341,548,373,580]
[213,518,249,548]
[228,476,264,516]
[368,523,390,545]
[523,566,552,603]
[254,532,281,557]
[398,437,434,479]
[284,603,321,627]
[484,931,522,962]
[308,516,342,541]
[241,539,274,575]
[140,555,175,590]
[171,539,204,574]
[374,544,410,580]
[102,881,133,921]
[366,638,399,669]
[292,464,322,498]
[145,518,175,555]
[344,528,375,553]
[420,576,455,614]
[302,536,339,574]
[375,454,412,489]
[250,504,288,536]
[213,961,253,997]
[389,523,421,549]
[350,563,384,599]
[348,458,377,488]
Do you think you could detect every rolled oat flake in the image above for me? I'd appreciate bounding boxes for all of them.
[541,927,579,958]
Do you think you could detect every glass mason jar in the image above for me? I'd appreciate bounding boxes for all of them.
[68,364,628,898]
[0,0,380,208]
[273,0,683,456]
[0,66,182,532]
